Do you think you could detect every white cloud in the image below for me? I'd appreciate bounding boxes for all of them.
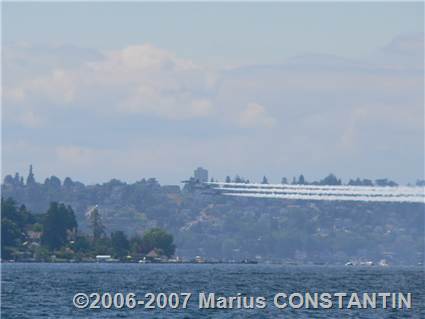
[19,110,44,128]
[30,69,76,104]
[4,43,217,120]
[3,87,25,102]
[238,103,276,128]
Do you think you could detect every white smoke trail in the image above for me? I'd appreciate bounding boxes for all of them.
[215,186,423,196]
[223,192,424,203]
[206,182,425,203]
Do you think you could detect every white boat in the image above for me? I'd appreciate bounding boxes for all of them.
[378,259,389,267]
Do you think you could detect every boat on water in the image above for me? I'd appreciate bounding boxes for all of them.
[345,260,374,267]
[95,255,119,263]
[378,259,389,267]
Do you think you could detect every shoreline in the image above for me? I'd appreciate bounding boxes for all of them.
[2,261,422,268]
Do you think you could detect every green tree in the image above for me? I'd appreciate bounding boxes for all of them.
[26,164,36,185]
[130,235,144,256]
[1,197,36,259]
[41,202,77,250]
[73,235,91,253]
[1,218,21,247]
[111,231,130,259]
[92,237,112,256]
[34,246,50,262]
[87,206,105,241]
[1,197,34,229]
[142,228,175,257]
[320,173,341,186]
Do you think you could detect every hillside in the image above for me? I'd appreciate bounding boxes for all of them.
[2,173,424,264]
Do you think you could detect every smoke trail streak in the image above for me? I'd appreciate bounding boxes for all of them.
[206,182,425,203]
[223,192,424,203]
[215,186,423,196]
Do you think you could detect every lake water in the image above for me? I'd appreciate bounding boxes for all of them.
[1,263,424,318]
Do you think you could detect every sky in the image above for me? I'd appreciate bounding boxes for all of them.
[2,2,424,185]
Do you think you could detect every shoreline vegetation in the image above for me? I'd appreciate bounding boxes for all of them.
[1,197,179,263]
[0,196,414,267]
[0,195,261,265]
[0,196,256,264]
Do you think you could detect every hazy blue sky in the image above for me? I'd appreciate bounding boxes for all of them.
[2,2,424,185]
[3,2,423,65]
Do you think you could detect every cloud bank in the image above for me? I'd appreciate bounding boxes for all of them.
[2,34,424,184]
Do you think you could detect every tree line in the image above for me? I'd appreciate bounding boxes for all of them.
[222,173,401,187]
[1,197,175,262]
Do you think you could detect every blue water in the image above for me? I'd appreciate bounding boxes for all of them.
[1,263,424,318]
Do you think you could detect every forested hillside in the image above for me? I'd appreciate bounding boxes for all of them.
[2,170,424,264]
